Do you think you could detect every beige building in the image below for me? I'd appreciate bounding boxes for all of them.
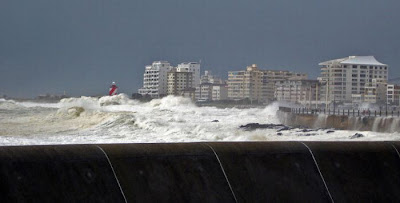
[275,79,321,107]
[362,79,387,105]
[228,64,263,102]
[177,62,201,87]
[227,64,307,103]
[387,84,400,106]
[181,88,196,100]
[167,70,193,96]
[262,70,307,102]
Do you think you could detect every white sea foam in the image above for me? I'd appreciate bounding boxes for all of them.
[0,95,400,146]
[0,99,22,110]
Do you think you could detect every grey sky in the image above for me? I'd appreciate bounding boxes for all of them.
[1,0,399,98]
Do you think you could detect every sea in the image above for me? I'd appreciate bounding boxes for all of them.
[1,94,399,146]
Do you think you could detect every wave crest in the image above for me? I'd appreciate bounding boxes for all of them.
[148,95,195,109]
[0,99,23,110]
[58,94,138,111]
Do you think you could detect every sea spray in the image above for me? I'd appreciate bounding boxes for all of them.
[1,95,400,145]
[313,114,328,129]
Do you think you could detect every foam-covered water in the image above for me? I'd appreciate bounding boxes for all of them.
[0,95,399,146]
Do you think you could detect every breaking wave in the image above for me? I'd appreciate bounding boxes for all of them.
[1,94,400,145]
[0,99,21,110]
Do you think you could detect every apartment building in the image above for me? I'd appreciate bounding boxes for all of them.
[167,69,193,96]
[319,56,388,106]
[195,71,227,101]
[195,83,212,101]
[387,84,400,106]
[181,88,196,100]
[138,61,173,98]
[362,79,387,105]
[177,62,201,87]
[227,64,306,103]
[200,70,224,84]
[262,70,307,102]
[195,83,228,101]
[212,85,228,101]
[275,79,321,107]
[227,64,263,102]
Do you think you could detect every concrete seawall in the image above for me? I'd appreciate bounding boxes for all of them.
[1,142,400,202]
[277,110,400,132]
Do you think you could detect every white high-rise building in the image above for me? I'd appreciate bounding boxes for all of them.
[195,70,226,101]
[319,56,388,105]
[195,83,228,102]
[177,62,201,87]
[212,85,228,101]
[200,70,224,84]
[138,61,173,98]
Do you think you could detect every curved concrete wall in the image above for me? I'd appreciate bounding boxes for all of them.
[1,142,400,202]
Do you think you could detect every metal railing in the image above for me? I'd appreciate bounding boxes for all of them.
[291,108,400,117]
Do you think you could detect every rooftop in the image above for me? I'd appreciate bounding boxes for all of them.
[319,56,387,66]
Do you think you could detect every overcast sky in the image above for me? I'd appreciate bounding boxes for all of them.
[1,0,399,98]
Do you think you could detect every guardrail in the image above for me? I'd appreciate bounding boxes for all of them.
[290,107,400,117]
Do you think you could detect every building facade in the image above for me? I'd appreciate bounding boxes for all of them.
[227,64,263,102]
[167,70,194,96]
[212,85,228,101]
[195,70,227,102]
[275,79,321,107]
[262,70,307,102]
[200,70,224,84]
[227,64,306,103]
[138,61,173,98]
[387,84,400,107]
[177,62,201,87]
[361,79,387,105]
[195,83,228,101]
[319,56,388,106]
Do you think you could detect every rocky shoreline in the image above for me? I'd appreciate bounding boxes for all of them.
[239,123,364,139]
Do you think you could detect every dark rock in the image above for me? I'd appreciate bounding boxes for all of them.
[239,123,285,131]
[277,133,283,136]
[211,120,219,122]
[299,133,316,137]
[277,126,292,132]
[298,129,315,133]
[350,133,364,139]
[326,130,335,134]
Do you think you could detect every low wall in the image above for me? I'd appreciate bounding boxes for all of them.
[278,111,400,132]
[1,142,400,202]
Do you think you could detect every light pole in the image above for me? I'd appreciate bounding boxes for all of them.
[333,96,336,114]
[315,82,319,109]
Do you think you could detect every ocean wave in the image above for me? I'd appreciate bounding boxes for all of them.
[1,95,400,145]
[0,99,23,110]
